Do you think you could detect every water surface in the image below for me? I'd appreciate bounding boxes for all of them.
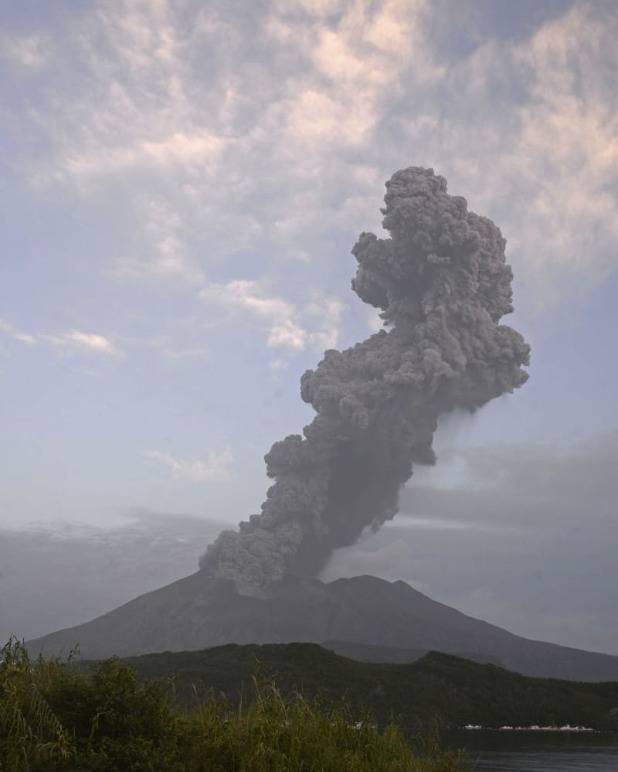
[446,730,618,771]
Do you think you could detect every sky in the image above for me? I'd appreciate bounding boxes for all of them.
[1,0,617,650]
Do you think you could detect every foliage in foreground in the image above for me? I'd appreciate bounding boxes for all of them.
[0,639,464,772]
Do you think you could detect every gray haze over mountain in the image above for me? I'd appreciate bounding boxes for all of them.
[0,511,224,642]
[200,168,529,593]
[323,432,618,655]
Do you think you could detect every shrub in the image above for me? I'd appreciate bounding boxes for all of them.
[0,638,71,771]
[0,640,464,772]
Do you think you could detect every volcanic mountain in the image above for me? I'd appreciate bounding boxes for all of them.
[27,171,610,682]
[29,573,618,682]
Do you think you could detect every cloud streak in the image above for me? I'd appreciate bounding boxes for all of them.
[199,280,343,351]
[1,321,120,356]
[146,447,234,483]
[0,319,37,345]
[45,330,121,356]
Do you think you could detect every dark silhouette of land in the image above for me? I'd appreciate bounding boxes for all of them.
[113,642,618,731]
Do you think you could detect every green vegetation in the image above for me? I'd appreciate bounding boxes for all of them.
[8,636,617,771]
[0,639,463,772]
[122,642,618,731]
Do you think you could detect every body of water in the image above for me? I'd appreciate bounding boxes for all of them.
[446,730,618,771]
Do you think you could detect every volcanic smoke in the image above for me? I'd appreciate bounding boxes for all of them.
[200,167,530,594]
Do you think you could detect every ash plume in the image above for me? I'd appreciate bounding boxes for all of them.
[200,167,530,594]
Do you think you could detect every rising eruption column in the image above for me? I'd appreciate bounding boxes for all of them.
[200,167,530,594]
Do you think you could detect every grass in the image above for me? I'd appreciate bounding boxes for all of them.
[0,639,465,772]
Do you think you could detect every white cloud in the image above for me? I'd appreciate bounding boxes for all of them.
[285,88,375,148]
[28,0,226,284]
[46,330,120,356]
[274,0,345,18]
[508,5,618,289]
[200,279,306,350]
[395,2,618,300]
[0,319,37,345]
[278,0,441,157]
[146,447,234,483]
[0,320,123,357]
[146,335,209,360]
[304,294,344,349]
[267,318,308,350]
[0,33,49,69]
[8,0,618,304]
[112,197,205,284]
[199,279,343,351]
[65,132,227,178]
[16,0,439,286]
[3,322,204,362]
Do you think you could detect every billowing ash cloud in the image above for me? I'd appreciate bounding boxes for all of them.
[199,167,530,594]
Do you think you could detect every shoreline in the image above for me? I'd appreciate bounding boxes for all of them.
[462,724,598,733]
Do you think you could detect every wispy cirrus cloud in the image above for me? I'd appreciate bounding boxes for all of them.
[0,319,37,345]
[9,0,440,288]
[44,330,121,356]
[49,328,212,362]
[199,279,343,351]
[428,2,618,299]
[1,317,213,364]
[65,132,227,179]
[1,318,121,357]
[0,33,50,69]
[146,447,234,483]
[146,336,209,361]
[112,198,205,285]
[5,1,618,314]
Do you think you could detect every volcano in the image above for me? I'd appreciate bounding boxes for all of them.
[28,170,603,683]
[29,573,618,682]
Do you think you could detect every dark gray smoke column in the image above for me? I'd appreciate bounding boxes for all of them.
[200,167,530,594]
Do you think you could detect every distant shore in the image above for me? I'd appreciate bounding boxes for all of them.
[463,724,598,733]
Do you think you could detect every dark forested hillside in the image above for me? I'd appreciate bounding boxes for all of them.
[120,643,618,731]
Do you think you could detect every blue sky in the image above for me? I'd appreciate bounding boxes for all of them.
[1,0,617,640]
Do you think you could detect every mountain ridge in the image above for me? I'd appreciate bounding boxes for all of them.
[115,643,618,730]
[29,573,618,682]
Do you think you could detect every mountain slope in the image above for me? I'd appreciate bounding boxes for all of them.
[119,643,618,730]
[29,573,618,681]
